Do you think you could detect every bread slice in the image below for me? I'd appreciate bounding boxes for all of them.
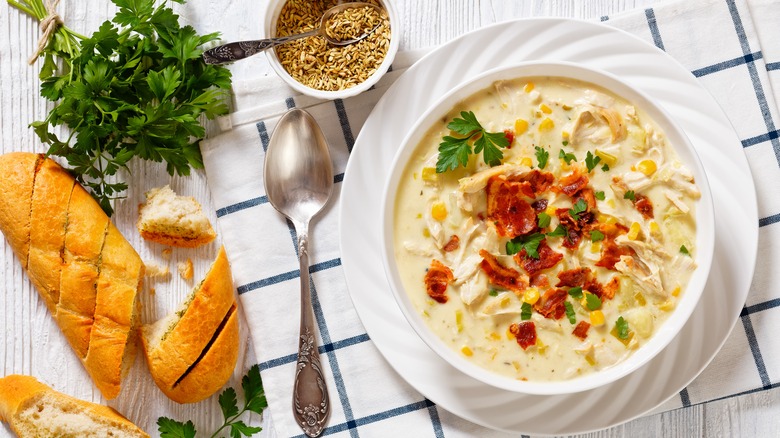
[0,375,148,437]
[0,152,41,267]
[137,185,216,248]
[141,246,239,403]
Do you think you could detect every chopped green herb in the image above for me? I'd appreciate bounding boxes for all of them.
[534,145,549,169]
[562,140,569,146]
[601,163,610,172]
[590,230,605,242]
[680,245,690,255]
[568,198,588,220]
[624,190,636,201]
[594,190,606,201]
[615,316,630,340]
[568,287,583,300]
[559,149,577,164]
[537,212,552,229]
[564,301,576,324]
[547,225,567,238]
[506,233,546,259]
[521,302,533,320]
[585,293,602,310]
[585,151,602,173]
[489,289,499,297]
[436,111,509,172]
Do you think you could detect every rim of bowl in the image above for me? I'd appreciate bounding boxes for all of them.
[380,60,715,395]
[263,0,399,100]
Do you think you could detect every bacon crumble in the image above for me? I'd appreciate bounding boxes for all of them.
[533,288,568,320]
[479,249,528,293]
[509,321,537,350]
[424,259,454,304]
[572,321,591,340]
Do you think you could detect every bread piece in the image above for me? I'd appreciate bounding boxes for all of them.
[137,185,216,248]
[141,246,239,403]
[0,375,148,438]
[0,153,143,400]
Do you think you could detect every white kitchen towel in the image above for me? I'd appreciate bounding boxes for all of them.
[201,0,780,436]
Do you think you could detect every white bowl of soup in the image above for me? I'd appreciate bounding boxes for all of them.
[381,61,714,395]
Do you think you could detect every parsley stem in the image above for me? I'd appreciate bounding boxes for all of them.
[7,1,37,18]
[209,406,254,438]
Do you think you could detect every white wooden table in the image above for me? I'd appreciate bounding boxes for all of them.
[1,1,779,437]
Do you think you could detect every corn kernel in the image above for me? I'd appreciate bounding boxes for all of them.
[455,310,463,333]
[501,102,508,109]
[536,338,547,354]
[634,292,647,306]
[431,202,447,221]
[422,310,429,317]
[512,361,521,371]
[461,346,474,357]
[422,228,431,238]
[416,213,422,219]
[595,149,618,167]
[489,332,501,341]
[506,328,515,340]
[520,157,533,167]
[524,82,535,93]
[500,295,511,308]
[562,104,573,111]
[540,103,552,114]
[606,199,615,208]
[515,118,529,135]
[637,159,657,176]
[538,117,555,132]
[560,158,571,171]
[421,167,437,182]
[649,221,662,240]
[658,300,676,311]
[591,242,601,253]
[523,287,540,305]
[610,326,635,346]
[590,310,605,326]
[545,206,557,216]
[627,222,642,240]
[562,130,570,139]
[672,286,681,297]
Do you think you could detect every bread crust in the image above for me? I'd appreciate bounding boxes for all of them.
[142,246,239,403]
[0,375,149,437]
[0,153,143,400]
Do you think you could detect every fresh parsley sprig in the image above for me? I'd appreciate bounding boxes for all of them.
[158,365,267,438]
[506,232,545,259]
[16,0,232,215]
[436,111,509,173]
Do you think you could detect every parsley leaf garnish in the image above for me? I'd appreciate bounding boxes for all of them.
[436,111,509,172]
[537,212,552,229]
[562,140,569,146]
[624,190,636,201]
[521,302,533,320]
[585,293,602,310]
[158,365,266,438]
[568,287,583,300]
[559,149,577,164]
[680,245,690,255]
[15,0,232,215]
[534,145,549,169]
[615,316,630,340]
[547,225,567,238]
[590,230,605,242]
[568,198,588,220]
[601,163,610,171]
[585,151,602,173]
[594,190,606,201]
[506,233,545,259]
[489,289,499,297]
[564,301,576,324]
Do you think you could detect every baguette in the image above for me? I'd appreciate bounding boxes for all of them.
[141,246,239,403]
[0,152,143,399]
[137,185,216,248]
[0,375,149,437]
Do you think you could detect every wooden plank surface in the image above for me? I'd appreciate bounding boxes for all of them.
[1,0,778,437]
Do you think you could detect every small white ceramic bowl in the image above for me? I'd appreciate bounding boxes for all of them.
[263,0,399,100]
[381,61,715,395]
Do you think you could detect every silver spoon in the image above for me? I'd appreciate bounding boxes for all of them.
[202,2,383,65]
[264,108,333,437]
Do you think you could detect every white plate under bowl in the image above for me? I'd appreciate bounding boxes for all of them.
[380,60,715,396]
[339,18,758,435]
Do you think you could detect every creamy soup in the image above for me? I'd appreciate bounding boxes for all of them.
[393,77,700,381]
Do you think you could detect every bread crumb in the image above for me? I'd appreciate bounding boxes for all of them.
[144,261,170,280]
[178,258,194,281]
[149,287,156,296]
[137,185,217,248]
[161,248,173,260]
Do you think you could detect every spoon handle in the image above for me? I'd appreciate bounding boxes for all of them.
[202,29,318,65]
[292,225,330,437]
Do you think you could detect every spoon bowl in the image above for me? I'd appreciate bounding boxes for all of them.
[202,2,382,65]
[264,108,333,437]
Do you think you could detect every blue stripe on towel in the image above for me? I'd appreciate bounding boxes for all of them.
[741,311,772,388]
[679,387,691,407]
[692,51,763,77]
[768,62,780,71]
[335,99,356,152]
[742,129,780,148]
[740,298,780,316]
[258,333,371,371]
[645,8,665,51]
[236,258,342,294]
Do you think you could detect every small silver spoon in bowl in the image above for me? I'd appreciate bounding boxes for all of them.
[264,108,333,437]
[202,2,382,65]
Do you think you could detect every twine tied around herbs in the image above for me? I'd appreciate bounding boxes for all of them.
[28,0,63,65]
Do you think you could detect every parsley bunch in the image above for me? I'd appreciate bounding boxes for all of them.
[158,365,267,438]
[14,0,231,215]
[436,111,509,173]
